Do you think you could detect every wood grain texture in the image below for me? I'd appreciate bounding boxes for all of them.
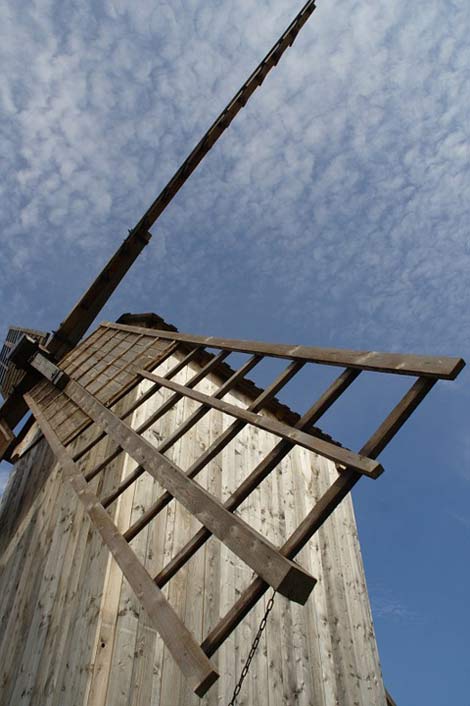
[0,349,388,706]
[24,389,219,698]
[63,377,317,605]
[138,368,382,477]
[105,320,465,379]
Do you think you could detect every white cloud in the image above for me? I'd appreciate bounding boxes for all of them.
[0,0,467,363]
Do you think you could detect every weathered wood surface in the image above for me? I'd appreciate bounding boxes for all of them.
[105,320,465,379]
[138,368,382,477]
[0,349,388,706]
[25,389,218,698]
[61,377,317,605]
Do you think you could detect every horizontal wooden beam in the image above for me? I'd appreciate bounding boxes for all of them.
[138,369,382,478]
[24,389,218,697]
[64,378,317,604]
[29,352,70,389]
[105,322,465,379]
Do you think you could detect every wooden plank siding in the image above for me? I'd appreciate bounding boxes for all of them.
[0,333,389,705]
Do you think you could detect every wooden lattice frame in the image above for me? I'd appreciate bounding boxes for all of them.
[21,320,464,696]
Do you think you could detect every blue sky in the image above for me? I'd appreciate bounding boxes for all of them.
[0,0,469,703]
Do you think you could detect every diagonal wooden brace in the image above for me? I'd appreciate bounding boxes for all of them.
[63,378,317,605]
[137,369,383,478]
[24,389,218,697]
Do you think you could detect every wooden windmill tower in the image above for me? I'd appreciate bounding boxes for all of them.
[0,2,464,705]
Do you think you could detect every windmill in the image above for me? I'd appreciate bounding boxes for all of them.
[0,1,464,704]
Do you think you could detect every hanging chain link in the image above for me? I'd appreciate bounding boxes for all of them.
[227,591,276,706]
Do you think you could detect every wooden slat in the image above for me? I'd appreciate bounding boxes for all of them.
[123,354,264,539]
[106,321,465,379]
[24,389,219,698]
[154,368,360,586]
[77,332,143,390]
[58,325,111,372]
[201,376,436,656]
[10,337,179,465]
[54,335,157,435]
[60,326,116,376]
[64,378,317,605]
[71,341,184,462]
[68,329,124,382]
[107,354,261,515]
[138,369,382,478]
[121,359,306,535]
[94,349,229,490]
[143,353,263,456]
[63,340,181,452]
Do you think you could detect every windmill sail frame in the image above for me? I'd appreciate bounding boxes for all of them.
[10,315,463,694]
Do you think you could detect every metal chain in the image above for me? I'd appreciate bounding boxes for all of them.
[227,592,276,706]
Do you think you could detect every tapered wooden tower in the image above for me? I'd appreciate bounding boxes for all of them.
[0,3,465,704]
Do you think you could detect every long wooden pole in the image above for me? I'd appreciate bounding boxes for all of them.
[46,1,317,360]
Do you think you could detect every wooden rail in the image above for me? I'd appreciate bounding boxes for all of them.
[84,348,227,483]
[154,368,360,587]
[105,322,464,379]
[138,368,382,477]
[124,357,316,541]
